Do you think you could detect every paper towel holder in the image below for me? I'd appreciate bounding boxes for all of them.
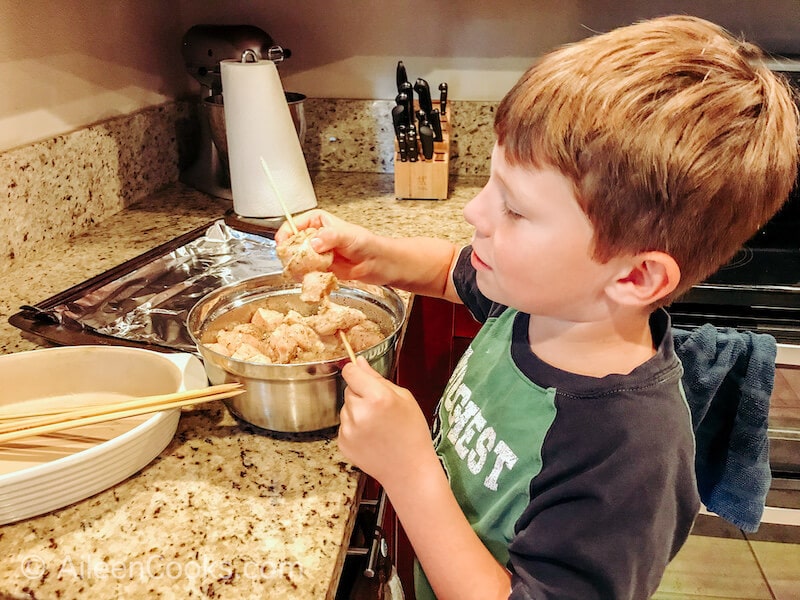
[179,24,292,200]
[241,47,290,64]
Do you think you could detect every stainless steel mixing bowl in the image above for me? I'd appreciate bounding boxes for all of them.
[203,91,307,165]
[186,274,406,433]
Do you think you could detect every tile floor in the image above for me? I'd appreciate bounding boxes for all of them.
[653,514,800,599]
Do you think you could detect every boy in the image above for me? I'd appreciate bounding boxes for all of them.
[276,15,799,600]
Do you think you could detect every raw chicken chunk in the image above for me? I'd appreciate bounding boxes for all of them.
[265,322,326,363]
[345,320,384,351]
[204,342,230,356]
[231,342,271,364]
[216,326,267,356]
[251,307,284,331]
[276,228,333,280]
[305,302,367,336]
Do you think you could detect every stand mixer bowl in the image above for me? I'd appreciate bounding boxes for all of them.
[203,91,307,167]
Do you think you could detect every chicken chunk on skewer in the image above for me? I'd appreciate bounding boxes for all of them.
[276,228,333,281]
[344,320,385,351]
[300,271,339,303]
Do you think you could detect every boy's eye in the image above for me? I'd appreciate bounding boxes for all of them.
[502,203,523,219]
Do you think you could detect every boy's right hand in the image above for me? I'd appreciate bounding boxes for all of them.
[275,208,462,302]
[275,209,384,284]
[338,356,437,487]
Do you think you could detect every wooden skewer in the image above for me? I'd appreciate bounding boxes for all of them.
[338,330,357,363]
[0,383,242,427]
[260,156,298,235]
[0,383,243,423]
[0,384,243,444]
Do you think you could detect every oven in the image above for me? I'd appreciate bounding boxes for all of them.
[668,59,800,527]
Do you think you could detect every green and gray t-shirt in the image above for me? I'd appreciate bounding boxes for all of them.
[414,246,700,600]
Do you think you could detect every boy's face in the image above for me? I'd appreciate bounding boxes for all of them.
[463,144,626,321]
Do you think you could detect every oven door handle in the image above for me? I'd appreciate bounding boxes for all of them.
[364,488,388,578]
[346,487,389,578]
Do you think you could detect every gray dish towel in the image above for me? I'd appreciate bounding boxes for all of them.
[673,324,775,533]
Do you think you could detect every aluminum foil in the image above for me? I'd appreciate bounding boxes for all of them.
[45,221,283,352]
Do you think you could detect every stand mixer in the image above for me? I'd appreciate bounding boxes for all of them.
[180,25,292,199]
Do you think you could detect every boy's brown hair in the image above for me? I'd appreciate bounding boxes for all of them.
[495,15,799,304]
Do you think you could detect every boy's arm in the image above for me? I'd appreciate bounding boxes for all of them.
[339,358,511,600]
[386,452,513,600]
[370,234,462,302]
[274,209,463,303]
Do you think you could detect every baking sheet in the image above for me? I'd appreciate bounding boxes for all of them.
[11,220,283,353]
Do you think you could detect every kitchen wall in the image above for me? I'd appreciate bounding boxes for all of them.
[0,1,186,153]
[2,0,798,154]
[180,0,800,101]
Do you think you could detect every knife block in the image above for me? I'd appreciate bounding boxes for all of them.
[394,112,450,200]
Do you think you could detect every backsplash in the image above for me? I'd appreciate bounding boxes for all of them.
[0,98,494,273]
[0,103,187,272]
[303,99,496,176]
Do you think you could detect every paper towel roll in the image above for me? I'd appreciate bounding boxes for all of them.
[220,58,317,218]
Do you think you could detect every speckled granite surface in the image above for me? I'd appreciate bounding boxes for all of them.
[0,103,189,275]
[0,173,483,599]
[0,403,360,599]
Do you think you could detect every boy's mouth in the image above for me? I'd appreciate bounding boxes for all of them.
[470,249,491,271]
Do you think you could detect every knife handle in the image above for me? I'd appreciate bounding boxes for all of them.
[392,104,407,135]
[429,109,443,142]
[407,125,419,162]
[439,82,448,116]
[398,83,414,125]
[416,109,429,130]
[414,78,434,116]
[419,125,435,160]
[396,60,409,92]
[398,131,408,162]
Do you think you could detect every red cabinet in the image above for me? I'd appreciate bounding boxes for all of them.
[396,295,480,422]
[389,296,480,599]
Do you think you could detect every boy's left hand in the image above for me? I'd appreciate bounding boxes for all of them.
[338,357,435,485]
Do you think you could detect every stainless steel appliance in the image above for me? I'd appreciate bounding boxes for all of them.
[669,59,800,526]
[180,25,291,200]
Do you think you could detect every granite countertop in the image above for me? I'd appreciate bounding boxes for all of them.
[0,172,482,599]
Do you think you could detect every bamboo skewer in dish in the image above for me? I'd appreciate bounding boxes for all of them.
[0,383,243,444]
[0,383,242,423]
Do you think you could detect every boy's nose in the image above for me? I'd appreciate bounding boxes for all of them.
[462,195,479,229]
[463,186,492,235]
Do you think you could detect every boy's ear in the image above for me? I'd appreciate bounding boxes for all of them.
[606,251,681,306]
